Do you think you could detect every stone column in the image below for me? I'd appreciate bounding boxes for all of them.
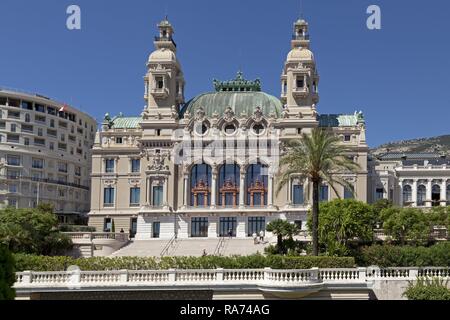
[239,167,246,209]
[268,174,274,208]
[163,176,169,209]
[426,180,432,207]
[183,175,189,208]
[211,166,217,208]
[441,179,447,207]
[398,181,404,207]
[412,179,418,207]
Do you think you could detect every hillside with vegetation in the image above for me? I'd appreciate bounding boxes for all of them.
[371,135,450,156]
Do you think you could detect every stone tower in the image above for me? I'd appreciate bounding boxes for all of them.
[143,18,185,113]
[281,19,319,120]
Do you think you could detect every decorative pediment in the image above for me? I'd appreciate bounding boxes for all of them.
[128,179,141,187]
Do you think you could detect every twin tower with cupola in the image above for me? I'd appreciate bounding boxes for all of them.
[143,17,320,122]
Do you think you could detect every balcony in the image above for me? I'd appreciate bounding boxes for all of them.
[0,175,89,191]
[151,87,169,99]
[292,87,309,98]
[154,36,177,48]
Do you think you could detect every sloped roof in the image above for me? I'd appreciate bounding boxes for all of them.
[318,114,364,127]
[111,116,141,129]
[377,152,444,161]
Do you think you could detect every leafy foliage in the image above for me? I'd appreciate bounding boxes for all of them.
[353,242,450,267]
[307,199,377,256]
[276,128,360,255]
[403,278,450,300]
[266,219,300,254]
[380,207,431,244]
[13,254,355,272]
[0,205,72,255]
[0,246,16,300]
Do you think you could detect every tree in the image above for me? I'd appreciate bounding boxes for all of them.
[0,205,72,255]
[428,206,450,231]
[307,199,377,256]
[380,207,430,245]
[372,199,393,227]
[276,128,360,256]
[0,245,15,300]
[266,219,299,254]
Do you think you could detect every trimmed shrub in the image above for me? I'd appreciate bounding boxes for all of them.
[58,225,96,233]
[13,254,355,272]
[354,242,450,267]
[0,246,16,300]
[403,278,450,300]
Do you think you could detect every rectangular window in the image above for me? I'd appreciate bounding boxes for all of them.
[219,217,237,237]
[131,159,140,173]
[105,159,115,173]
[35,115,46,123]
[59,121,68,129]
[58,162,68,173]
[10,123,16,132]
[47,129,57,137]
[320,185,329,202]
[191,218,209,238]
[104,187,115,207]
[34,138,45,146]
[6,169,20,179]
[75,166,81,176]
[47,107,56,115]
[0,121,5,129]
[9,184,18,193]
[24,138,29,146]
[344,186,354,199]
[296,77,304,88]
[344,135,351,142]
[35,104,45,113]
[21,101,33,110]
[7,134,20,143]
[155,76,164,89]
[21,124,33,133]
[32,158,44,169]
[130,187,141,207]
[292,184,304,205]
[7,155,20,166]
[58,143,67,150]
[115,137,123,144]
[7,111,20,119]
[49,142,54,150]
[248,217,266,237]
[153,222,160,238]
[375,188,384,201]
[152,186,163,207]
[103,218,112,232]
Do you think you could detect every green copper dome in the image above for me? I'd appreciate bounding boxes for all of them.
[180,72,283,119]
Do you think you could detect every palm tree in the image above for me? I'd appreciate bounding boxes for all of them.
[276,128,360,256]
[266,219,299,254]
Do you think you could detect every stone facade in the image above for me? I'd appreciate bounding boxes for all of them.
[0,89,97,222]
[88,18,368,239]
[368,153,450,207]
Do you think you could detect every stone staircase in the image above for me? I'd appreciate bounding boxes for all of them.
[110,238,275,257]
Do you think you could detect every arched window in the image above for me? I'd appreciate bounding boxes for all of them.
[403,185,412,203]
[417,185,426,206]
[246,163,268,207]
[432,185,441,207]
[190,164,212,207]
[218,164,240,207]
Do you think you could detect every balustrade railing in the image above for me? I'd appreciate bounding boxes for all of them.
[65,232,129,242]
[14,267,450,289]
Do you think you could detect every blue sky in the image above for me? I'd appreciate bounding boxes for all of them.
[0,0,449,147]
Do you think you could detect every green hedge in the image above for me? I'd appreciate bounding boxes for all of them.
[58,225,96,232]
[0,246,16,300]
[13,254,355,272]
[354,242,450,267]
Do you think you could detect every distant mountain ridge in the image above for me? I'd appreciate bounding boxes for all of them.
[371,135,450,156]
